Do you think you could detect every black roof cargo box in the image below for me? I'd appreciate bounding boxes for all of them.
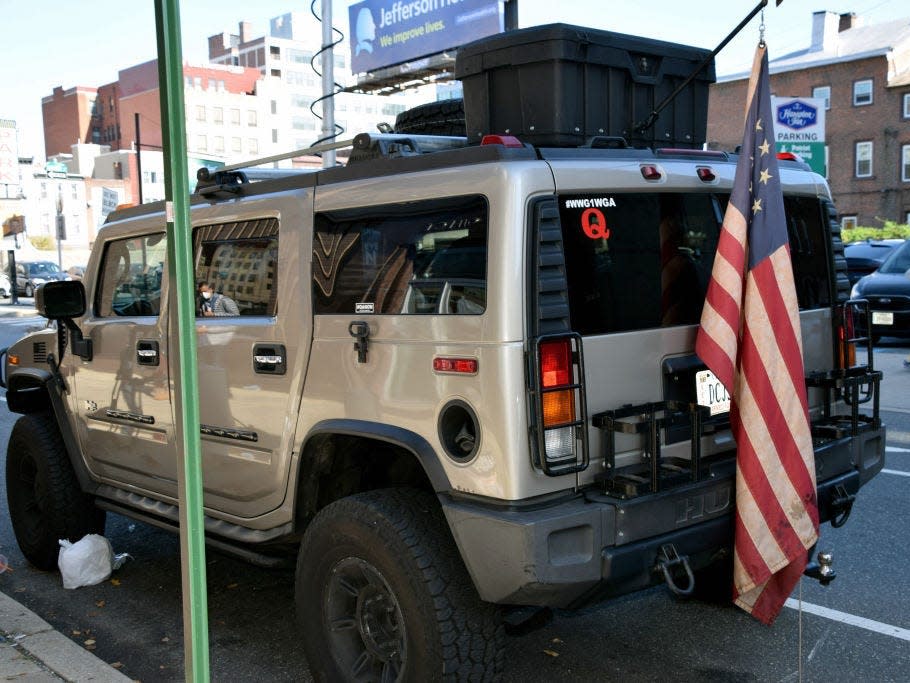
[455,23,715,149]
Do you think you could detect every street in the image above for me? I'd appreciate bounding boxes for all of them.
[1,318,909,681]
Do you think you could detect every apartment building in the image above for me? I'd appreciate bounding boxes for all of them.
[707,10,910,227]
[206,11,426,150]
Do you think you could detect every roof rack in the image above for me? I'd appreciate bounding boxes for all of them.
[193,133,470,196]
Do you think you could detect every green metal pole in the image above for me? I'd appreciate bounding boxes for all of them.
[153,1,210,681]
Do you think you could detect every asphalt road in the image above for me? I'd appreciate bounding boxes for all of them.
[1,319,908,681]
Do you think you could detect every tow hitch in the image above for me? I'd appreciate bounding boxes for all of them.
[803,550,836,586]
[830,484,856,528]
[656,544,695,596]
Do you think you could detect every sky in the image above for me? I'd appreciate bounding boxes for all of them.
[1,0,907,159]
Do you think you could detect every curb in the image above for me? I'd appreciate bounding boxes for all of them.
[0,591,131,682]
[0,302,38,318]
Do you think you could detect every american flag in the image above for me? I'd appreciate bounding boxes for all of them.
[695,45,819,624]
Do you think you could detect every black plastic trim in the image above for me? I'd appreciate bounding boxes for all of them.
[305,419,452,492]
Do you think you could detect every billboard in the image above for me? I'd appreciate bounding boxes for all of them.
[771,97,826,176]
[348,0,502,74]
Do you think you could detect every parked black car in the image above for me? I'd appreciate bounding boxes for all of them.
[844,239,905,284]
[850,238,910,340]
[15,261,71,297]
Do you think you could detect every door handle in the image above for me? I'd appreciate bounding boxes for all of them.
[253,343,286,375]
[137,340,159,366]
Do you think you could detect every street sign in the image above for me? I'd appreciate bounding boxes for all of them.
[771,97,826,176]
[55,214,66,241]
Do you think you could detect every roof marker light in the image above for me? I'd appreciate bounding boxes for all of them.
[640,164,662,181]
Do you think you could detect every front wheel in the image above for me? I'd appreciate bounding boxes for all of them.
[296,488,503,681]
[24,282,34,298]
[6,413,106,570]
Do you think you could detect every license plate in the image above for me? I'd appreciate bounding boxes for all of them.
[696,369,731,416]
[871,311,893,326]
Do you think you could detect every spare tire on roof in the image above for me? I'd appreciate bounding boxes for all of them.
[393,98,466,137]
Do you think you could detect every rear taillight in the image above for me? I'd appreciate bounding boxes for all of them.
[534,335,588,475]
[837,306,857,370]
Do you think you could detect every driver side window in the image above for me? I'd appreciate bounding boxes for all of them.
[95,233,166,317]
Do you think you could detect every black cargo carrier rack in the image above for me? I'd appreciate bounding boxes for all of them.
[592,301,882,500]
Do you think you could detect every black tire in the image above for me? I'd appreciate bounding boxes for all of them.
[394,99,466,137]
[25,282,34,298]
[6,413,105,570]
[296,488,503,681]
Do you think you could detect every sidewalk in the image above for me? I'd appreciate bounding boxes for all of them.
[0,591,131,682]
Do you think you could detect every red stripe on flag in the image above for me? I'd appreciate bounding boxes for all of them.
[694,322,736,390]
[716,225,747,274]
[732,417,806,565]
[748,556,806,625]
[703,277,741,337]
[733,509,768,587]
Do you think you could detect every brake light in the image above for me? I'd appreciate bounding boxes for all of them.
[480,134,524,148]
[535,337,587,473]
[837,307,857,370]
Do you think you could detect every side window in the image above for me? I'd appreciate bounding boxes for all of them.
[95,233,166,317]
[313,195,488,315]
[193,218,279,316]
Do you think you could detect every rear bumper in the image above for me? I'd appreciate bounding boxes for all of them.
[442,427,885,608]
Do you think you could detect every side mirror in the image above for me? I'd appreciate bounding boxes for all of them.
[35,280,86,320]
[35,280,92,362]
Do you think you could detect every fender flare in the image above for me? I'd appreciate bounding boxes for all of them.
[5,366,97,494]
[302,419,453,493]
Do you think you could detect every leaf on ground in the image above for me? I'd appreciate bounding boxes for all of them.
[552,637,563,644]
[543,649,560,658]
[110,578,121,586]
[110,662,123,669]
[95,600,106,608]
[161,636,170,643]
[72,630,82,636]
[84,639,96,647]
[226,583,239,589]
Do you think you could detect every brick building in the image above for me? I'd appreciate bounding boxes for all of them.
[707,10,910,227]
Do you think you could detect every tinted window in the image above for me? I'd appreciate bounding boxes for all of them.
[96,234,166,317]
[193,218,279,316]
[313,196,487,315]
[559,192,831,335]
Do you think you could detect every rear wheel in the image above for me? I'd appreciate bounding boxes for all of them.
[24,282,34,298]
[296,488,503,681]
[394,99,466,137]
[6,413,105,570]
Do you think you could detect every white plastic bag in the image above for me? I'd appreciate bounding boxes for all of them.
[58,534,114,589]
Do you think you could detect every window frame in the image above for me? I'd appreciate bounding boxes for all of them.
[855,141,873,178]
[903,93,910,119]
[853,79,873,106]
[812,85,831,110]
[841,215,858,230]
[902,144,910,183]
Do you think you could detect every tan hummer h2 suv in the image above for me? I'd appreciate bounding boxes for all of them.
[2,24,885,681]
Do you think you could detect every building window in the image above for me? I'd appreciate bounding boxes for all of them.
[812,85,831,110]
[230,108,241,126]
[184,76,193,89]
[855,141,873,177]
[272,129,278,144]
[195,105,206,122]
[903,93,910,119]
[270,100,278,115]
[853,79,873,106]
[249,138,259,155]
[231,137,242,152]
[270,69,281,78]
[193,76,202,89]
[248,110,258,127]
[902,145,910,183]
[41,182,47,198]
[197,134,207,152]
[214,136,224,154]
[270,45,280,58]
[841,215,857,230]
[905,210,910,224]
[213,107,223,124]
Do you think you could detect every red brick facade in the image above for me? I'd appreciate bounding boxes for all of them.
[708,55,910,226]
[41,86,98,158]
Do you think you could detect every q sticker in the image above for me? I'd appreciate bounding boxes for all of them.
[581,208,610,240]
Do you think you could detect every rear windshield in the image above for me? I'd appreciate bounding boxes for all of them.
[558,192,831,335]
